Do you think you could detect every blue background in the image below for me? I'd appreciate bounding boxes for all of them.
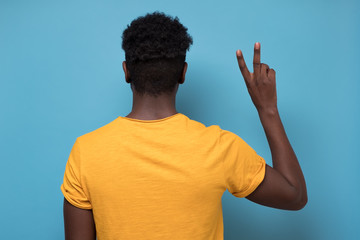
[1,0,359,239]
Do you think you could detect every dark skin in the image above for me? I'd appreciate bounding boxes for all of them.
[63,199,96,240]
[122,61,188,120]
[63,42,307,239]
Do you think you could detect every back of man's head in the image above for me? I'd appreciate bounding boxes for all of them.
[122,12,193,97]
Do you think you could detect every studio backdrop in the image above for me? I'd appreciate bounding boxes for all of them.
[0,0,359,239]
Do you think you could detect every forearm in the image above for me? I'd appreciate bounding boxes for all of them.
[237,43,307,209]
[258,107,307,201]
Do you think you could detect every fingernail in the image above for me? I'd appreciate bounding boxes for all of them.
[255,42,260,49]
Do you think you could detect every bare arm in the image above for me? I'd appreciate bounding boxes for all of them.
[236,42,307,210]
[63,198,96,240]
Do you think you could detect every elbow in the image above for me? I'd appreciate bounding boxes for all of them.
[292,194,308,210]
[288,189,308,211]
[299,192,308,209]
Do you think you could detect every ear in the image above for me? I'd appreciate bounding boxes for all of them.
[122,61,131,83]
[179,62,187,84]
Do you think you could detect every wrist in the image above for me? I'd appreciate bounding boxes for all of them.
[257,106,279,118]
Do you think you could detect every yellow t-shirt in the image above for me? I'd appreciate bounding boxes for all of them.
[60,112,266,240]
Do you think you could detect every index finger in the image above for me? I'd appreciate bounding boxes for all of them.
[236,50,251,81]
[253,42,261,76]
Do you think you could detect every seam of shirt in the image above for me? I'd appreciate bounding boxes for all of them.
[119,112,183,123]
[218,127,229,191]
[76,137,92,205]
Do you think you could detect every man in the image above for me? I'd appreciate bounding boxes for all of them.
[61,12,307,240]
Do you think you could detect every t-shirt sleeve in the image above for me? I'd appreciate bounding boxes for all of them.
[60,138,92,209]
[219,129,266,198]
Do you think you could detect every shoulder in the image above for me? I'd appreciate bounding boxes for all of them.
[183,114,222,135]
[76,117,120,145]
[181,114,247,142]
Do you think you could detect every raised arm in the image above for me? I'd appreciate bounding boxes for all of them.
[236,42,307,210]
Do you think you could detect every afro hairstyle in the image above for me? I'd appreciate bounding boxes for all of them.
[122,12,193,97]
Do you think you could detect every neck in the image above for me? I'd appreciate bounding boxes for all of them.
[125,90,178,120]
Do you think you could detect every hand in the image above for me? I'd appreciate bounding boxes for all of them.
[236,42,277,112]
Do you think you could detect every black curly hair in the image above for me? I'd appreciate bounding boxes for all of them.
[122,12,193,97]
